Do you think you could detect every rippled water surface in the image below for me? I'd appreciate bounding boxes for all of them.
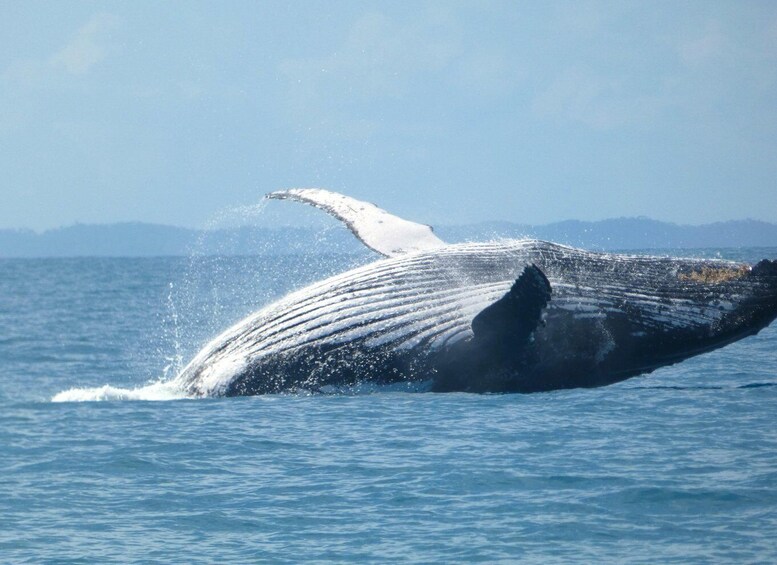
[1,250,776,563]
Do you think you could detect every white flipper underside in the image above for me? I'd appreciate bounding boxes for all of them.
[266,188,446,257]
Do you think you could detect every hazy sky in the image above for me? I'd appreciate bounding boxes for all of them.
[1,1,776,230]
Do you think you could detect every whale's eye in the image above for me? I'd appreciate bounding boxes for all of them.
[678,265,750,284]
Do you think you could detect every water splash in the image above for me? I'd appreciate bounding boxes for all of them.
[162,281,185,379]
[50,193,372,403]
[51,380,188,402]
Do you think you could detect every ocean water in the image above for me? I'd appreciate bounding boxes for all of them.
[1,249,776,563]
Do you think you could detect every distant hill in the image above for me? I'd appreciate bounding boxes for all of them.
[0,223,198,258]
[436,218,777,250]
[2,218,777,258]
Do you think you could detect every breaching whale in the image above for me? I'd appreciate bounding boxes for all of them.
[177,189,777,396]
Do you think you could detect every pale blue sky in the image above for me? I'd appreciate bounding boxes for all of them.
[1,1,776,230]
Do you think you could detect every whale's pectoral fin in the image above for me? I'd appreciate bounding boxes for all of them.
[266,188,446,257]
[472,264,552,352]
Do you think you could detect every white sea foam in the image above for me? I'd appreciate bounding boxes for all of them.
[51,381,188,402]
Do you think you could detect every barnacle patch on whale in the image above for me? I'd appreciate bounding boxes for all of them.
[678,265,750,284]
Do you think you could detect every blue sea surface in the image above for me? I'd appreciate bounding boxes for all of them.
[1,249,776,563]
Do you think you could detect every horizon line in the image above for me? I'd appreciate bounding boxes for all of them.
[3,216,777,235]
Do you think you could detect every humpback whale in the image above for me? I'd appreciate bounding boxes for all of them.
[177,189,777,396]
